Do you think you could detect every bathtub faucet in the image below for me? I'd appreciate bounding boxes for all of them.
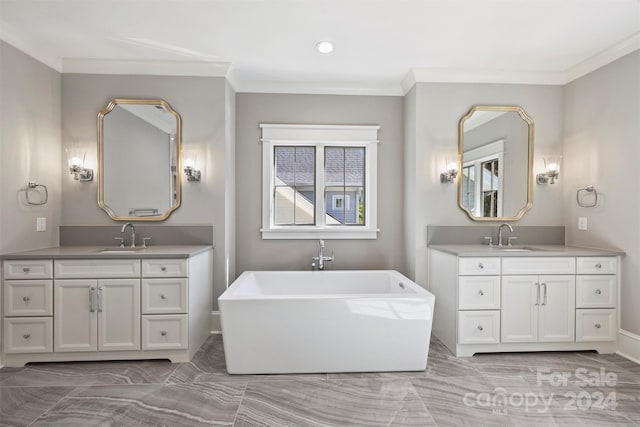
[312,240,334,271]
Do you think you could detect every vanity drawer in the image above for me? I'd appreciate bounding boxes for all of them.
[576,257,617,275]
[576,309,616,342]
[142,314,188,349]
[459,258,500,275]
[142,259,188,278]
[576,276,617,308]
[458,310,500,344]
[142,278,188,314]
[4,280,53,317]
[458,276,500,310]
[3,260,53,279]
[3,317,53,353]
[55,259,141,278]
[502,257,576,275]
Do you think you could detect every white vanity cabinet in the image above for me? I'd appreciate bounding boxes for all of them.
[1,248,212,367]
[429,249,620,357]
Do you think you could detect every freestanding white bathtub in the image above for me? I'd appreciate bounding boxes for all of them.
[218,270,435,374]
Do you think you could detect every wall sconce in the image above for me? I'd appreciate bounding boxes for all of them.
[536,155,562,184]
[65,149,93,181]
[182,150,202,182]
[440,160,458,184]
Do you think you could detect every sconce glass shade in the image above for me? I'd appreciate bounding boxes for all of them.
[182,150,201,182]
[440,157,458,184]
[65,148,93,181]
[537,155,562,184]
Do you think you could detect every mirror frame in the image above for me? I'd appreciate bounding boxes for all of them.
[97,98,182,221]
[457,105,534,222]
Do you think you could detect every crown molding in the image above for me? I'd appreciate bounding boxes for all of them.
[565,32,640,83]
[233,79,404,96]
[0,20,61,72]
[61,58,231,77]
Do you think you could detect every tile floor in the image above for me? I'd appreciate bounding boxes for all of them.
[1,335,639,426]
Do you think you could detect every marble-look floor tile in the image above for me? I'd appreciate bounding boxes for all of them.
[411,375,557,426]
[547,392,636,426]
[30,382,246,427]
[0,367,22,385]
[235,378,435,427]
[0,386,74,427]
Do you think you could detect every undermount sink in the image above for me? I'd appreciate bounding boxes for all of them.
[492,246,541,252]
[98,247,145,253]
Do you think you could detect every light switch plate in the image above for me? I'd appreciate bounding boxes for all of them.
[578,217,588,231]
[36,217,47,232]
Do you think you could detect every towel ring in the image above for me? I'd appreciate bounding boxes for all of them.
[25,181,48,206]
[576,186,598,208]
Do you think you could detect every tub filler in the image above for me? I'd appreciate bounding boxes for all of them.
[218,270,435,374]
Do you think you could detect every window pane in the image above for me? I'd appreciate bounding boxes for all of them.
[325,186,363,225]
[325,147,345,186]
[345,147,365,186]
[275,147,295,186]
[274,146,315,225]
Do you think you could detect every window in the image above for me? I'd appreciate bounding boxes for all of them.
[461,139,504,218]
[261,124,379,239]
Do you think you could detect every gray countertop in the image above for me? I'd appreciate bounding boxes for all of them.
[1,245,213,260]
[428,244,625,257]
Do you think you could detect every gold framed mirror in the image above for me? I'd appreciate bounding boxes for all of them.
[97,99,182,221]
[458,105,534,222]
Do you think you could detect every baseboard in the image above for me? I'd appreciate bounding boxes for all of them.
[617,329,640,364]
[211,310,221,334]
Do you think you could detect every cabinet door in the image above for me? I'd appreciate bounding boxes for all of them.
[54,280,97,352]
[538,275,575,342]
[98,279,141,351]
[501,276,538,343]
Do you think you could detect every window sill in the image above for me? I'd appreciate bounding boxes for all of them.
[260,227,379,240]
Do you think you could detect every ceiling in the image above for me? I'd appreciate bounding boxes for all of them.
[1,0,639,94]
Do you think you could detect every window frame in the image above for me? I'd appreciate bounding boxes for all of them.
[260,124,379,240]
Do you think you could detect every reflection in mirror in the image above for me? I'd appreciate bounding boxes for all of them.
[98,99,182,221]
[458,106,533,221]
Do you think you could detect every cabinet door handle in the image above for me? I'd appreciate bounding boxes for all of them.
[23,296,31,302]
[478,290,484,296]
[89,287,95,312]
[595,289,602,295]
[23,333,31,339]
[477,325,483,331]
[97,286,103,312]
[542,282,548,306]
[594,323,602,329]
[595,263,602,269]
[535,282,540,306]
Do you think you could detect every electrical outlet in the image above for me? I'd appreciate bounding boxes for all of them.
[36,217,47,232]
[578,217,588,231]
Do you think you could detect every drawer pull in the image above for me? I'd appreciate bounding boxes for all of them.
[160,266,167,272]
[595,289,602,295]
[477,325,484,331]
[160,294,167,300]
[160,331,167,337]
[478,290,484,296]
[23,333,31,339]
[595,263,602,269]
[478,263,484,269]
[594,323,602,329]
[22,267,31,273]
[23,296,31,302]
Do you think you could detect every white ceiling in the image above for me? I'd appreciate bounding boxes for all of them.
[1,0,639,94]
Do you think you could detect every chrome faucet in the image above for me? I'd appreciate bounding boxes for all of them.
[497,223,514,247]
[312,240,334,270]
[121,222,137,248]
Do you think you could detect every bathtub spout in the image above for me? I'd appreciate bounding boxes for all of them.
[312,239,334,270]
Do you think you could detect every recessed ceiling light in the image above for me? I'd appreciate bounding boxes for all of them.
[315,41,334,54]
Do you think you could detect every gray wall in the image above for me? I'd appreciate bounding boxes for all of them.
[405,83,565,287]
[235,93,405,274]
[61,74,234,309]
[0,41,61,254]
[563,51,640,335]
